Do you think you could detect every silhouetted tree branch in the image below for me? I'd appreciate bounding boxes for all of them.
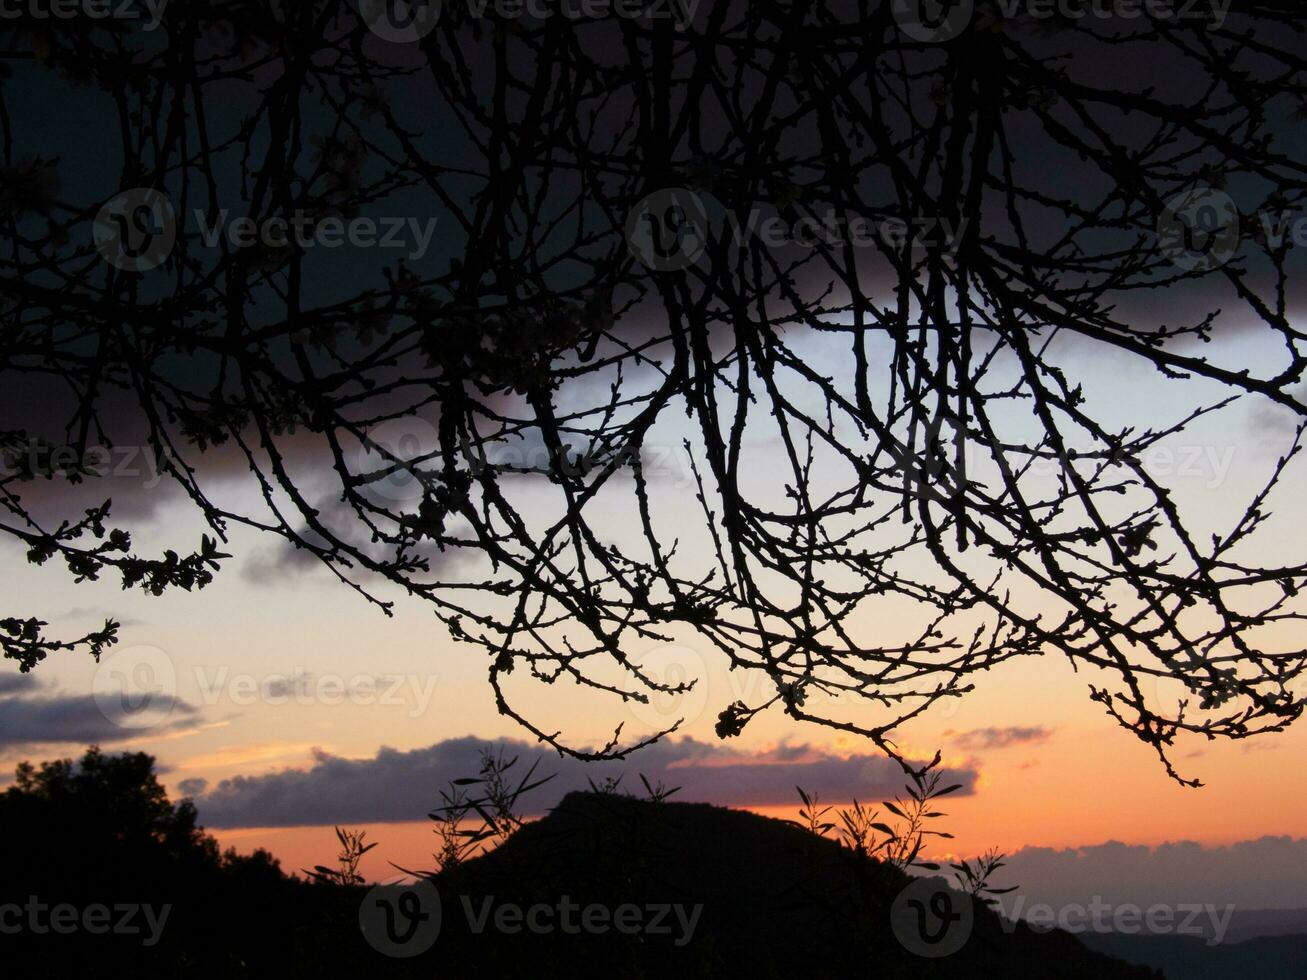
[3,2,1307,784]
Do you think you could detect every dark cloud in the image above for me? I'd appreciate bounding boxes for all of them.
[191,736,979,828]
[260,670,313,699]
[237,490,477,586]
[0,692,200,747]
[177,777,209,797]
[1250,383,1307,436]
[240,543,326,586]
[1001,837,1307,918]
[56,607,144,628]
[0,672,41,696]
[951,726,1054,750]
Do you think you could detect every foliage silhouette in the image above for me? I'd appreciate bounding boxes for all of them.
[0,746,375,976]
[1,745,1163,977]
[304,826,378,885]
[793,766,1007,898]
[2,4,1306,786]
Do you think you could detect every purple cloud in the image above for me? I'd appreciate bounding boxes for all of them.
[191,736,979,827]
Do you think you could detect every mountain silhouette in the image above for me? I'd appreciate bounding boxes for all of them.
[424,791,1159,979]
[1080,930,1307,980]
[1,750,1160,978]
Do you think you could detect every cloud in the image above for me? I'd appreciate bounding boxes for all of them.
[0,672,41,696]
[240,544,324,586]
[1249,382,1307,436]
[261,671,313,699]
[1001,837,1307,917]
[237,491,476,586]
[0,691,200,747]
[55,607,144,628]
[951,726,1053,750]
[190,736,979,828]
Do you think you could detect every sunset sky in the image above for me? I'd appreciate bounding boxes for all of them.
[5,325,1307,913]
[3,8,1306,925]
[10,13,1307,980]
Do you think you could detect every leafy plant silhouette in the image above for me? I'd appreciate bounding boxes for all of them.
[304,826,377,886]
[422,745,557,869]
[795,768,1015,900]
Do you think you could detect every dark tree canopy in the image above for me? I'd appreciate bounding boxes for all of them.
[3,1,1307,783]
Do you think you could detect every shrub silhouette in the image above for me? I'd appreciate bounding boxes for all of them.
[304,827,377,886]
[795,773,1018,908]
[0,747,386,976]
[3,746,231,896]
[0,745,1158,979]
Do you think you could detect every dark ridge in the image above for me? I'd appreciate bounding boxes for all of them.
[0,755,1161,979]
[427,791,1162,979]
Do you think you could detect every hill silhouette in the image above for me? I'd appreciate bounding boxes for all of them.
[0,749,1159,978]
[1080,930,1307,980]
[426,790,1160,979]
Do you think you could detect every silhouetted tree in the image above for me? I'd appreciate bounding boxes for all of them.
[0,747,398,975]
